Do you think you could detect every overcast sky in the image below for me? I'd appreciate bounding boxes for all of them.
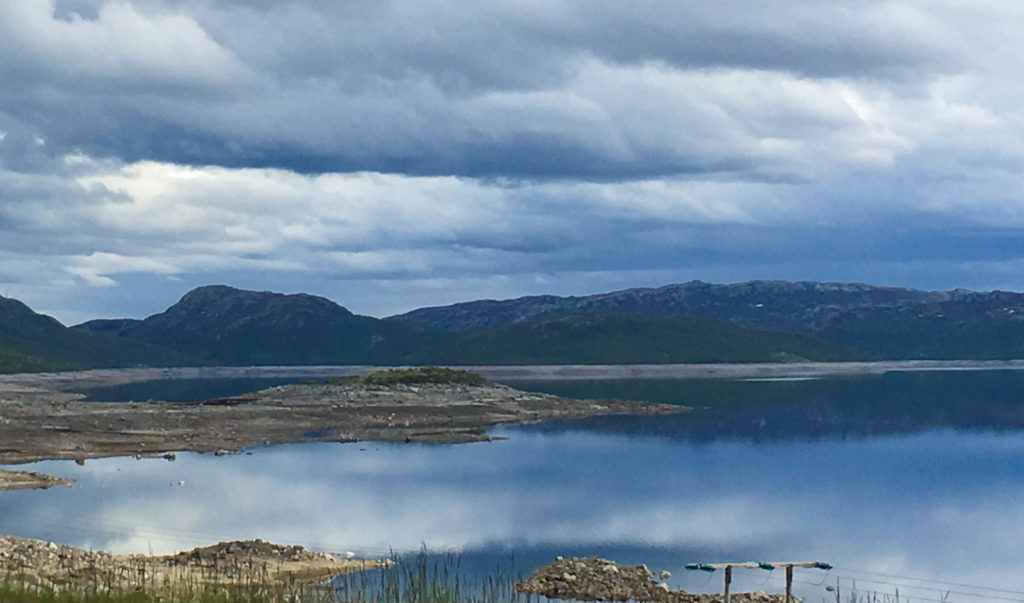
[4,0,1024,324]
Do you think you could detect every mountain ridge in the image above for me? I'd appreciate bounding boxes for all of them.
[388,279,956,333]
[4,279,1024,373]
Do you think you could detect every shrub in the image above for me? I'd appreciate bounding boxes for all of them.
[356,367,488,386]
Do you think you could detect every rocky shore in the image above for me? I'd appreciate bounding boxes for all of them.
[516,557,795,603]
[0,535,387,590]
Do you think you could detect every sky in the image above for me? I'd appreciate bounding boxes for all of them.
[4,1,1024,324]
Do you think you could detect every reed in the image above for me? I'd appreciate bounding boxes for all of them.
[0,549,529,603]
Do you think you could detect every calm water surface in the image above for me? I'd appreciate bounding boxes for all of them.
[4,370,1024,602]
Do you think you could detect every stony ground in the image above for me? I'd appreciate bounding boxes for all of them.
[515,557,796,603]
[0,535,387,590]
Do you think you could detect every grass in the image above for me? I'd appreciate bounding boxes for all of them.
[334,550,525,603]
[0,551,527,603]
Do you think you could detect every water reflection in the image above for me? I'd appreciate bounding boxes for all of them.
[1,429,1023,599]
[516,371,1024,442]
[2,371,1024,601]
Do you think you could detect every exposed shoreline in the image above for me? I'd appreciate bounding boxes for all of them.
[4,359,1024,395]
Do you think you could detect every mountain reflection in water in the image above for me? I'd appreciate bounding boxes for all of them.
[512,371,1024,441]
[1,370,1023,600]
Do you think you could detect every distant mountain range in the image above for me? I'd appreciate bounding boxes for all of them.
[2,279,1024,373]
[393,280,1024,361]
[391,280,950,332]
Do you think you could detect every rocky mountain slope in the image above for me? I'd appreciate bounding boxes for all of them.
[390,280,952,333]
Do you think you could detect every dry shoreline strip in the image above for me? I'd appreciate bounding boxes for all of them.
[3,359,1024,393]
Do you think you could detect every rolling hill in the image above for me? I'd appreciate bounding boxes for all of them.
[75,285,435,366]
[0,295,188,373]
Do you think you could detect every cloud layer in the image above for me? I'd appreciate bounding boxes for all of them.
[4,1,1024,321]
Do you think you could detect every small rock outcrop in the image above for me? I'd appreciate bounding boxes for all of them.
[514,557,795,603]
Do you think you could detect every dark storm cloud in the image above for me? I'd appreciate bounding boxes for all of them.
[0,0,960,178]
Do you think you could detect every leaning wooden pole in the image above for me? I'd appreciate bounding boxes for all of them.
[724,565,732,603]
[785,564,793,603]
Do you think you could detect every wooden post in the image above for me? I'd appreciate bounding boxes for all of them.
[685,560,830,601]
[724,565,732,603]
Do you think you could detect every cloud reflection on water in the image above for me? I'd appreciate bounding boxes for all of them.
[0,427,1022,599]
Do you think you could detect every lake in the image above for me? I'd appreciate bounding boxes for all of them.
[3,369,1024,602]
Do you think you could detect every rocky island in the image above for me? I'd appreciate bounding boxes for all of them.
[0,367,684,490]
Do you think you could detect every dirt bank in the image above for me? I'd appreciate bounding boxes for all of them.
[515,557,795,603]
[0,535,388,590]
[0,377,683,472]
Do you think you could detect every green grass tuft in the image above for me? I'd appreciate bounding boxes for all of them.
[353,367,488,386]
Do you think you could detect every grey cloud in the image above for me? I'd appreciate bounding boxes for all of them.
[0,0,972,179]
[6,0,1024,322]
[186,0,959,86]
